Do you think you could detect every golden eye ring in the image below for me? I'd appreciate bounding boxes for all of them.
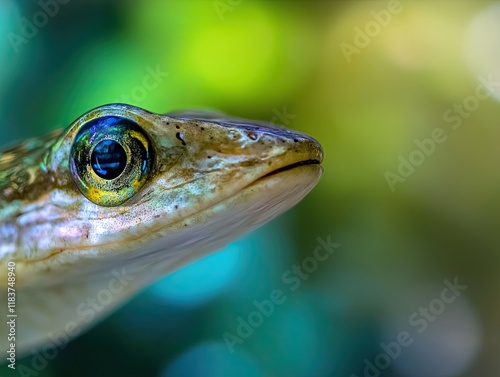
[70,116,154,207]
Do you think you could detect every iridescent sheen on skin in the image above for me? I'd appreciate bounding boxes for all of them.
[0,104,323,353]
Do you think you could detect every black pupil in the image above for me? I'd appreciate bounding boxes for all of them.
[91,140,127,180]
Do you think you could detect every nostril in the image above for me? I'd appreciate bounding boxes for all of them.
[176,133,186,146]
[247,132,258,141]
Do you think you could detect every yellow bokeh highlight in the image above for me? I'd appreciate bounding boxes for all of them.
[186,6,276,95]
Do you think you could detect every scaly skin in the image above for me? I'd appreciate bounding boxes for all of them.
[0,104,323,353]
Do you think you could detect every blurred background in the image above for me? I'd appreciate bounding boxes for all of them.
[1,0,499,376]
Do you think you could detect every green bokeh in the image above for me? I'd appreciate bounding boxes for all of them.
[1,1,497,376]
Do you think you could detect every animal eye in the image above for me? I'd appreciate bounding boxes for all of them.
[70,116,154,206]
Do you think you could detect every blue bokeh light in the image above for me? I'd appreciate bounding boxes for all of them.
[147,242,247,307]
[160,341,265,377]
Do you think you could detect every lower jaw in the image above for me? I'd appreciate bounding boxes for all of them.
[143,163,324,276]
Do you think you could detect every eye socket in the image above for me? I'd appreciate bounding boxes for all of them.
[70,116,154,206]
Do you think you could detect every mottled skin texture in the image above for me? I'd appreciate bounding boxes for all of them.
[0,130,62,203]
[0,104,323,353]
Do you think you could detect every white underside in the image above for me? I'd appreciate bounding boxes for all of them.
[1,165,322,356]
